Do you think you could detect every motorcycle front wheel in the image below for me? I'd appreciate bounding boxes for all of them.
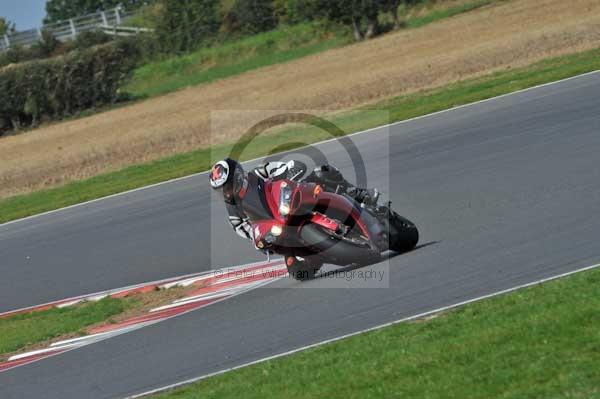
[285,255,323,281]
[389,212,419,253]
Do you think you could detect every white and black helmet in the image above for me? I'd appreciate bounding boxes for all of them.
[209,160,230,189]
[210,158,247,204]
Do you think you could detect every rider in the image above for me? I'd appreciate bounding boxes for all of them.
[209,158,379,241]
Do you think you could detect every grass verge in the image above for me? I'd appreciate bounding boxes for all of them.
[0,297,132,358]
[150,266,600,399]
[124,0,496,99]
[1,47,600,224]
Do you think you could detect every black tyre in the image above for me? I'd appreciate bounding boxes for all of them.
[389,213,419,253]
[286,256,323,281]
[298,223,381,266]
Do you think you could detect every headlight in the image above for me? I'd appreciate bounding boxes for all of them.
[279,182,292,217]
[271,225,283,236]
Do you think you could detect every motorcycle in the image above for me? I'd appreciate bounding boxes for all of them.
[245,174,419,281]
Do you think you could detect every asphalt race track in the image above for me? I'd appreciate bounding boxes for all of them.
[1,72,600,398]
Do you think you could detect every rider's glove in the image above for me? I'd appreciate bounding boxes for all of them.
[255,160,306,181]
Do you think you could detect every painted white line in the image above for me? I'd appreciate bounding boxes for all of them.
[160,272,223,289]
[126,261,600,399]
[2,69,598,229]
[86,294,110,302]
[211,265,287,285]
[49,324,148,348]
[159,261,286,290]
[159,261,282,289]
[211,274,254,285]
[149,294,231,313]
[55,299,86,308]
[8,348,66,361]
[171,281,265,304]
[152,278,280,312]
[9,322,158,361]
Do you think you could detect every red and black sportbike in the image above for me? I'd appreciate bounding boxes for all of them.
[249,177,419,280]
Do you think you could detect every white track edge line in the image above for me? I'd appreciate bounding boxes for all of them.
[150,292,232,313]
[49,324,149,347]
[125,261,600,399]
[170,280,267,304]
[2,69,598,229]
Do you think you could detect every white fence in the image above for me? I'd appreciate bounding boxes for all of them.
[0,7,145,52]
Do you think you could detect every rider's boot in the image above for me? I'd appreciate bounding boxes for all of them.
[347,187,380,206]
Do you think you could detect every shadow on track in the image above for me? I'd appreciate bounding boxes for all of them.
[315,241,441,280]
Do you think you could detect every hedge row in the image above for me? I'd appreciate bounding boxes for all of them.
[0,39,140,134]
[0,30,115,69]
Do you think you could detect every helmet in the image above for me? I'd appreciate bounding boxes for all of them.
[209,160,229,189]
[210,158,247,204]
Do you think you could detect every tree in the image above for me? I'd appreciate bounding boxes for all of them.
[273,0,321,25]
[381,0,401,29]
[316,0,381,41]
[381,0,420,30]
[0,17,15,36]
[155,0,220,53]
[316,0,423,40]
[44,0,152,24]
[226,0,277,35]
[32,29,60,57]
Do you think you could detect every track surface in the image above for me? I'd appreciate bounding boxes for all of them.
[1,73,600,398]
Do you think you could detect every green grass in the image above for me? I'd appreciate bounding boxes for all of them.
[1,47,600,224]
[0,297,133,356]
[151,267,600,399]
[125,23,351,98]
[124,0,497,99]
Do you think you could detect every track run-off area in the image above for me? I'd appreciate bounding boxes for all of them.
[1,72,600,398]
